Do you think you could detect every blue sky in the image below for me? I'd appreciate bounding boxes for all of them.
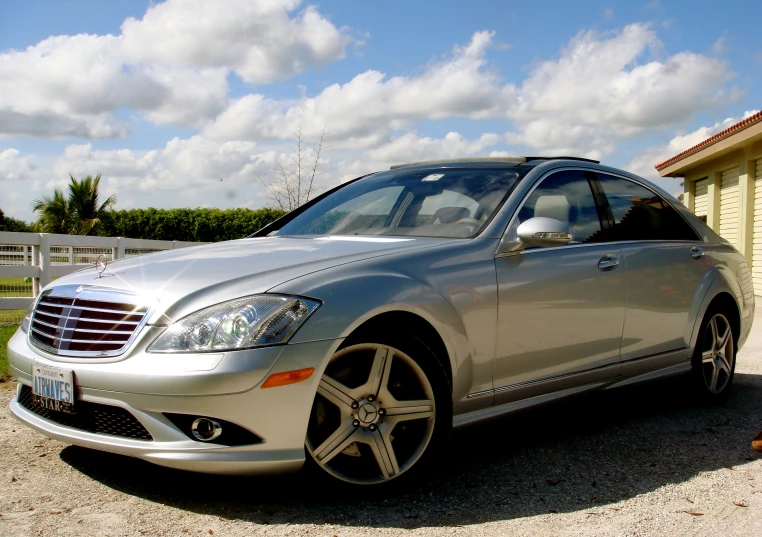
[1,0,760,220]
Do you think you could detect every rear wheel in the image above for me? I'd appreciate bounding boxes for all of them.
[691,311,736,399]
[305,335,450,487]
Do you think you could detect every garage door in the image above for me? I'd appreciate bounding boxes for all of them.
[719,167,740,249]
[693,178,708,218]
[752,159,762,293]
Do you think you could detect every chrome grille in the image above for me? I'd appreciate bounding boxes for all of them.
[29,285,151,357]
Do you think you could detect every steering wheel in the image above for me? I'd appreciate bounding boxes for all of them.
[456,218,481,233]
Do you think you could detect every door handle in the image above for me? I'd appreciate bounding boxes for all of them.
[598,254,619,270]
[690,247,704,260]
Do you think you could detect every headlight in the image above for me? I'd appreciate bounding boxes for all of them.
[19,302,35,334]
[148,294,320,353]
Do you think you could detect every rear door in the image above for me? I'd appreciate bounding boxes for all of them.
[593,173,712,372]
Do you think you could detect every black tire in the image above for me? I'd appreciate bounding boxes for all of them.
[690,308,736,402]
[304,329,452,490]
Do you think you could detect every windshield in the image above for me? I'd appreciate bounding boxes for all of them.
[273,167,523,238]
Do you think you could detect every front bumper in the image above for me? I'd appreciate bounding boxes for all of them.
[8,328,343,475]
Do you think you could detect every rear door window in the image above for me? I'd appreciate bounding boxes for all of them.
[593,174,699,242]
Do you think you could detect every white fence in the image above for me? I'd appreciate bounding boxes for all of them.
[0,232,204,319]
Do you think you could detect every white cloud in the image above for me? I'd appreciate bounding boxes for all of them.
[121,0,349,84]
[503,24,731,156]
[52,137,264,193]
[204,30,506,144]
[40,137,275,217]
[0,148,36,182]
[0,33,227,137]
[206,23,731,164]
[712,36,730,55]
[339,132,501,179]
[0,0,350,139]
[0,148,45,218]
[624,109,760,179]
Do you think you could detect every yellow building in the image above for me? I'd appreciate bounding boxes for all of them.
[656,111,762,292]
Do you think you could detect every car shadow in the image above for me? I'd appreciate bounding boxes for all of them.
[59,372,762,529]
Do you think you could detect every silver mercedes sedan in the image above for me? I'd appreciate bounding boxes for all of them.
[7,157,754,487]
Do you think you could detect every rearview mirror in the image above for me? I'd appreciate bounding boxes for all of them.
[516,217,572,248]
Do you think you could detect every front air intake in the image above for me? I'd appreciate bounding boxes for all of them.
[29,285,151,357]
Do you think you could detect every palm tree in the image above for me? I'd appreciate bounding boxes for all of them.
[67,174,116,235]
[32,189,74,234]
[32,175,116,235]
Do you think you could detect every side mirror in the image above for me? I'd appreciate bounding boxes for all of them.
[516,217,572,248]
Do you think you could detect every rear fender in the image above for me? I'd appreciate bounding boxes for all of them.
[688,265,744,352]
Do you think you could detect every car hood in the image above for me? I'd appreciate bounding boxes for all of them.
[49,236,448,323]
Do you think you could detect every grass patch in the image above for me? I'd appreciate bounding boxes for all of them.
[0,324,18,381]
[0,310,26,325]
[0,276,33,298]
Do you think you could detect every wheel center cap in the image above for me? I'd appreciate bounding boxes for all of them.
[356,402,380,425]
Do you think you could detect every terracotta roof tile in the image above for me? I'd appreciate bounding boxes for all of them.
[655,110,762,172]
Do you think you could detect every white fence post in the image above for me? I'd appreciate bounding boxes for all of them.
[38,233,52,290]
[116,237,126,260]
[31,244,40,297]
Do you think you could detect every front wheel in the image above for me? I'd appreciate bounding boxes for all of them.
[305,336,450,487]
[691,311,736,399]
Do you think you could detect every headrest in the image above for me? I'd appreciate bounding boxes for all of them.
[433,206,471,223]
[534,195,570,223]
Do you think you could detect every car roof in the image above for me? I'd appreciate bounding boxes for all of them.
[389,156,600,170]
[386,156,679,204]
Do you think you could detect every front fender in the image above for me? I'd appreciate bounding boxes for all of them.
[269,239,502,416]
[275,271,472,398]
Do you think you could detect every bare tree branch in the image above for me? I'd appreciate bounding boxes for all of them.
[263,120,327,212]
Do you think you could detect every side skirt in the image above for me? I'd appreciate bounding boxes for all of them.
[453,361,691,429]
[602,361,691,391]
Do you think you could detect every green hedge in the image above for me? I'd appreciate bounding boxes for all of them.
[96,208,286,242]
[0,208,33,232]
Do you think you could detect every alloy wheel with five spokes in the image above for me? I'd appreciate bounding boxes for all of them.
[698,313,734,395]
[306,343,438,485]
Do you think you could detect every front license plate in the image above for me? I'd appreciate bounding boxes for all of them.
[32,364,75,414]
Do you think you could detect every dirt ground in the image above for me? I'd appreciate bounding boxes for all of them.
[1,320,761,537]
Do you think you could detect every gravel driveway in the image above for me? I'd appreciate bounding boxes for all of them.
[2,317,761,537]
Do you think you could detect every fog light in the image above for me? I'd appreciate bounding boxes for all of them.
[191,417,222,442]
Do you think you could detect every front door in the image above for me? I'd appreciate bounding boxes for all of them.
[493,170,626,406]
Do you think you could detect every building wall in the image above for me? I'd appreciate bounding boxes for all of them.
[681,139,762,291]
